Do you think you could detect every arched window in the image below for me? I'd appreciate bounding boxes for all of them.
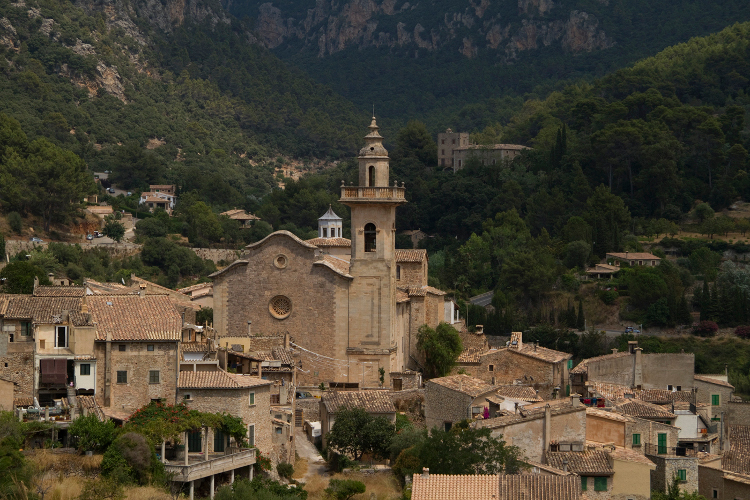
[368,166,375,187]
[364,223,376,252]
[323,228,328,237]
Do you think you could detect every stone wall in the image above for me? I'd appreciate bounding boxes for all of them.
[627,417,680,452]
[424,381,472,430]
[0,332,34,399]
[694,379,733,420]
[177,384,273,460]
[648,455,699,494]
[95,341,178,412]
[295,397,320,422]
[396,261,425,287]
[192,248,242,264]
[726,400,750,428]
[641,353,695,390]
[698,462,724,500]
[479,349,557,399]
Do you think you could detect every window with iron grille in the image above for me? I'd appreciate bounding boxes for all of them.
[116,371,127,383]
[149,371,160,384]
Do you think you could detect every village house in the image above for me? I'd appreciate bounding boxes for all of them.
[457,332,571,399]
[606,252,661,267]
[0,377,15,411]
[699,425,750,500]
[545,449,615,498]
[178,282,214,309]
[220,209,260,228]
[569,342,694,395]
[424,374,497,430]
[694,374,735,421]
[211,118,453,388]
[585,263,620,279]
[139,185,177,214]
[319,390,396,446]
[436,129,469,168]
[411,470,584,500]
[473,397,587,462]
[451,144,529,172]
[89,294,181,414]
[177,370,274,459]
[485,385,543,417]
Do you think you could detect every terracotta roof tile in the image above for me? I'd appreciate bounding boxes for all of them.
[585,442,656,467]
[499,474,582,500]
[272,347,294,366]
[396,249,427,263]
[545,450,614,475]
[178,371,272,389]
[411,474,498,500]
[585,381,636,400]
[322,390,396,414]
[3,296,92,326]
[638,389,694,404]
[396,289,410,303]
[523,398,575,411]
[474,405,585,429]
[512,344,571,364]
[494,385,543,402]
[729,426,750,453]
[585,407,634,423]
[14,397,32,407]
[606,252,661,260]
[613,399,676,419]
[177,282,214,294]
[428,375,496,397]
[457,348,483,364]
[306,237,352,248]
[88,295,182,341]
[221,209,260,221]
[33,286,86,297]
[570,351,631,375]
[695,375,735,389]
[722,450,750,475]
[314,255,352,278]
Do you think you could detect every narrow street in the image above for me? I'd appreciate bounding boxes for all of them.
[294,428,328,483]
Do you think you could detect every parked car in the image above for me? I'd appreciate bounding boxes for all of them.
[86,234,93,240]
[108,188,115,194]
[296,391,313,399]
[29,237,44,243]
[94,231,102,238]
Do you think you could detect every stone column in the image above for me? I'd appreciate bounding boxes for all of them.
[189,481,194,500]
[230,469,235,484]
[210,474,215,499]
[184,432,189,465]
[203,427,208,461]
[161,441,166,463]
[249,464,254,481]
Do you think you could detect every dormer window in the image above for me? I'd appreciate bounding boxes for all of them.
[364,223,376,252]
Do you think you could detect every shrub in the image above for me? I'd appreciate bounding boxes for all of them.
[324,479,366,500]
[69,413,116,452]
[276,462,294,480]
[693,321,719,337]
[101,432,162,485]
[7,212,22,233]
[735,326,750,339]
[598,289,619,305]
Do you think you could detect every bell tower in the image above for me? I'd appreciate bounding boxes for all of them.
[340,116,406,388]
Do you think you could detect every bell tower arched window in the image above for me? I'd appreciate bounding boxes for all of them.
[364,223,376,252]
[368,166,375,187]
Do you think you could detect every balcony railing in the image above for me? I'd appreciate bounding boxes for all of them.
[340,185,406,202]
[643,443,698,457]
[165,448,256,482]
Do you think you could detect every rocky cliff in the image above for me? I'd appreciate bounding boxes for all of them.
[249,0,613,60]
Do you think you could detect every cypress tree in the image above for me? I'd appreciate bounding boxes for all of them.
[576,298,585,330]
[700,280,710,321]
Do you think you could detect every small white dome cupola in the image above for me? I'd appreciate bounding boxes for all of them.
[318,205,343,238]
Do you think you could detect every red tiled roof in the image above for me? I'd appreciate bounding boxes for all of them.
[3,296,92,326]
[396,249,427,263]
[314,255,352,278]
[33,286,86,297]
[495,385,543,402]
[694,375,735,389]
[88,295,182,341]
[428,375,496,397]
[545,450,614,475]
[412,474,499,500]
[638,389,694,404]
[178,371,272,389]
[585,407,634,423]
[457,348,483,364]
[322,390,396,414]
[499,475,582,500]
[613,400,676,420]
[606,252,661,260]
[306,237,351,248]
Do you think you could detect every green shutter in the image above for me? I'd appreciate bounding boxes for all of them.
[678,469,687,481]
[594,477,607,491]
[188,431,202,452]
[632,433,641,446]
[566,384,570,396]
[581,476,587,491]
[568,359,573,369]
[658,433,667,454]
[214,430,225,453]
[712,394,720,406]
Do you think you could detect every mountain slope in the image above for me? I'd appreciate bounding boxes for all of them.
[224,0,750,128]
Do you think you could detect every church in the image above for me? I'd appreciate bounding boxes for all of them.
[211,118,456,388]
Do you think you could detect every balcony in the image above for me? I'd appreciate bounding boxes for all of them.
[643,443,699,457]
[340,185,406,203]
[164,448,256,482]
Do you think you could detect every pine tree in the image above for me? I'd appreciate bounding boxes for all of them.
[576,298,585,330]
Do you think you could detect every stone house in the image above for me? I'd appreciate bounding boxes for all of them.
[585,263,619,279]
[220,209,260,229]
[436,129,469,168]
[211,119,452,389]
[459,332,571,399]
[139,185,176,214]
[0,292,97,405]
[671,402,718,454]
[177,282,214,310]
[411,471,583,500]
[473,398,587,462]
[605,252,661,267]
[485,385,543,417]
[545,450,614,498]
[451,143,529,172]
[424,374,496,430]
[648,454,699,495]
[319,390,396,440]
[694,374,734,421]
[579,443,657,500]
[89,294,181,413]
[570,342,694,394]
[699,452,750,500]
[0,377,14,411]
[177,370,274,460]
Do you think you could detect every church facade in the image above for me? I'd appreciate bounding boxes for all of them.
[211,118,454,388]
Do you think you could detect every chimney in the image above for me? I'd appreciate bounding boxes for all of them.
[422,467,429,478]
[633,347,643,388]
[611,348,618,354]
[543,404,551,452]
[514,402,519,415]
[247,321,252,336]
[34,276,39,290]
[80,295,88,314]
[258,360,263,379]
[284,332,290,349]
[725,364,728,378]
[570,393,580,408]
[534,342,538,351]
[476,325,484,334]
[562,458,568,473]
[138,283,146,298]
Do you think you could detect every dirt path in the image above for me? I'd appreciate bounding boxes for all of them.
[294,428,328,483]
